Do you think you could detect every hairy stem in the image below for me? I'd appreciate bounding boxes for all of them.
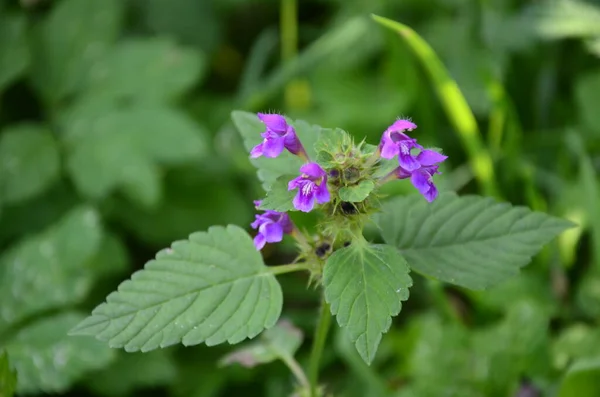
[308,296,332,397]
[280,353,310,390]
[269,263,312,275]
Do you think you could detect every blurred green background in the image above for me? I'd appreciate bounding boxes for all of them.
[1,0,600,396]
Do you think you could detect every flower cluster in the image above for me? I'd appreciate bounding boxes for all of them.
[248,113,447,250]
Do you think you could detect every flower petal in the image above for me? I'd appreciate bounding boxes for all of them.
[398,151,421,171]
[410,169,436,202]
[261,222,284,243]
[388,119,417,132]
[283,129,302,155]
[254,233,266,250]
[417,150,447,166]
[395,166,412,179]
[262,136,285,158]
[288,176,303,191]
[258,113,288,134]
[250,143,263,158]
[315,182,330,204]
[380,141,399,159]
[293,190,315,212]
[299,162,326,178]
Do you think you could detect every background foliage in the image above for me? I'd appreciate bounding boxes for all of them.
[0,0,599,396]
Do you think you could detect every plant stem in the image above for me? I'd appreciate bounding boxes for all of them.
[280,0,298,63]
[308,296,332,397]
[280,354,310,390]
[269,263,311,275]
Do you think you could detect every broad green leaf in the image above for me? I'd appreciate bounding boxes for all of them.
[323,243,412,364]
[84,38,204,103]
[85,350,176,397]
[66,105,207,205]
[70,225,283,352]
[376,193,574,290]
[29,0,124,103]
[220,319,303,368]
[0,124,60,204]
[0,13,28,92]
[339,180,375,202]
[258,175,297,212]
[371,14,499,198]
[558,357,600,397]
[3,312,115,394]
[0,206,102,332]
[0,351,17,397]
[231,110,323,190]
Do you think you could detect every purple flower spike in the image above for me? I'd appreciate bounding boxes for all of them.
[378,119,420,171]
[288,163,330,212]
[250,113,306,159]
[250,200,294,250]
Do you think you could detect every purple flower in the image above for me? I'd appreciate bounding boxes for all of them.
[393,150,447,203]
[250,200,293,250]
[250,113,306,159]
[396,165,442,202]
[379,119,420,171]
[288,163,330,212]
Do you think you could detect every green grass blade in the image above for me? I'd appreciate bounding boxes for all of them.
[372,14,499,198]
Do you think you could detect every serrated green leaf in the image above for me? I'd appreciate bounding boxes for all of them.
[0,207,102,332]
[231,110,323,190]
[339,180,375,203]
[4,312,115,394]
[0,13,28,92]
[323,243,412,364]
[70,225,283,352]
[66,105,207,205]
[376,193,574,290]
[220,319,303,368]
[29,0,124,103]
[85,350,176,397]
[258,175,297,212]
[0,351,17,397]
[0,124,60,204]
[558,357,600,397]
[84,37,204,103]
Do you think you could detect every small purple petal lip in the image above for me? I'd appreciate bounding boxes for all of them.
[250,200,293,250]
[288,162,330,212]
[250,113,308,160]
